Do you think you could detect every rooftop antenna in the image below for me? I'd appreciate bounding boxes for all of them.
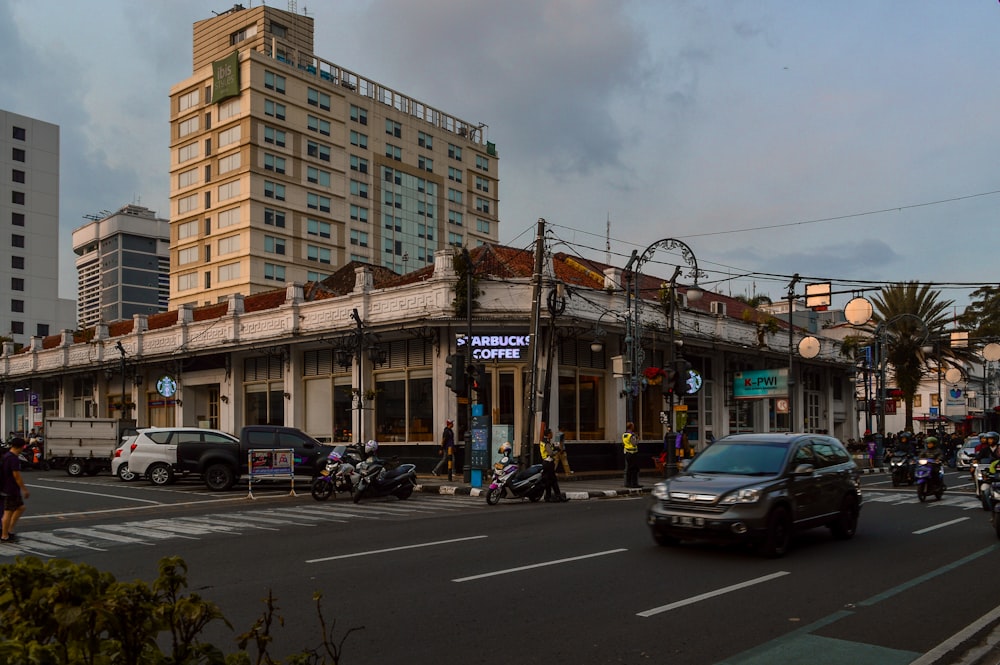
[288,0,297,13]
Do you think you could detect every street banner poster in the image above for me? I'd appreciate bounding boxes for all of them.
[247,449,295,478]
[946,387,964,407]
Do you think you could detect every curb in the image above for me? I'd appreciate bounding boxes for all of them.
[415,482,652,500]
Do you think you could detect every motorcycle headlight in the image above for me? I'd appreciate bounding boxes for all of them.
[719,487,763,505]
[651,483,670,500]
[917,459,929,465]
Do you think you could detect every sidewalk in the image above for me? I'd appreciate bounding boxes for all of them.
[415,469,658,500]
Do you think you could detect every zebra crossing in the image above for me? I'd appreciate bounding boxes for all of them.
[0,494,489,559]
[863,489,983,510]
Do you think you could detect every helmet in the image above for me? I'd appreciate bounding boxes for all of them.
[988,432,999,445]
[926,436,938,447]
[899,431,913,441]
[364,439,379,455]
[498,442,512,456]
[980,432,989,441]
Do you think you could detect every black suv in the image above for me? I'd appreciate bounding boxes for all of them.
[646,433,861,557]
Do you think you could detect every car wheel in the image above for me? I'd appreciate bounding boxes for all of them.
[148,462,174,486]
[652,530,679,547]
[117,463,136,482]
[830,495,859,540]
[66,460,84,477]
[756,506,792,558]
[204,463,236,491]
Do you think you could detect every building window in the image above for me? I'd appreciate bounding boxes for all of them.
[230,24,257,45]
[178,220,198,240]
[12,126,25,141]
[11,300,23,313]
[350,105,368,125]
[385,120,401,138]
[264,236,286,255]
[350,229,369,247]
[264,208,286,228]
[263,153,286,173]
[264,263,286,281]
[11,212,23,226]
[36,323,49,337]
[307,193,331,212]
[448,232,463,247]
[477,218,491,234]
[476,155,490,171]
[11,169,25,184]
[475,197,490,214]
[448,144,462,160]
[178,142,199,163]
[218,180,241,201]
[218,262,241,282]
[218,98,241,120]
[218,235,240,255]
[385,144,401,161]
[270,21,287,38]
[177,271,198,291]
[418,156,433,172]
[350,180,369,198]
[308,88,331,110]
[264,100,286,120]
[218,126,241,147]
[263,126,286,147]
[179,167,199,187]
[350,131,368,148]
[11,234,23,248]
[350,205,368,222]
[307,141,331,161]
[178,193,198,214]
[350,155,369,174]
[264,71,286,94]
[179,89,199,112]
[178,246,199,265]
[448,188,463,204]
[264,181,285,201]
[307,245,332,264]
[11,255,24,269]
[11,191,24,205]
[178,116,199,137]
[448,210,464,226]
[418,131,433,149]
[10,322,23,335]
[308,218,332,238]
[308,115,331,136]
[475,176,490,192]
[11,277,23,291]
[307,167,330,186]
[448,167,462,183]
[11,147,25,162]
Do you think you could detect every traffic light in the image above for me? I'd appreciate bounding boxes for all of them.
[472,363,490,406]
[674,360,693,396]
[445,354,465,394]
[662,367,677,396]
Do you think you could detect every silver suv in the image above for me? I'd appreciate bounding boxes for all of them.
[646,433,861,557]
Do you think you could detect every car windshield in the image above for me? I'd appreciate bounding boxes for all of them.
[687,441,788,476]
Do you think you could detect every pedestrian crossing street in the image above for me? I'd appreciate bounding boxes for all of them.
[0,494,489,559]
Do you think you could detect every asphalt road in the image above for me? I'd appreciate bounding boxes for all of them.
[4,468,1000,664]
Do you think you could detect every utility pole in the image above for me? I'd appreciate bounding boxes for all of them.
[786,274,800,431]
[524,219,546,465]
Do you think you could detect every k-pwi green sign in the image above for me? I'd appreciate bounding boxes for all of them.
[734,369,788,399]
[212,51,240,104]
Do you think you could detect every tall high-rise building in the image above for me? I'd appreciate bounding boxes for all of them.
[0,110,75,342]
[168,5,499,308]
[72,204,171,328]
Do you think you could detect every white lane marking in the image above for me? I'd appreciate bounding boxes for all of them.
[453,548,627,583]
[57,527,154,545]
[308,535,488,564]
[13,532,107,551]
[25,483,163,504]
[21,496,250,521]
[913,517,970,534]
[911,602,1000,665]
[637,571,791,618]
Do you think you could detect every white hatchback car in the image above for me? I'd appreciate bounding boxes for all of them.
[111,434,140,481]
[128,427,239,485]
[957,437,981,471]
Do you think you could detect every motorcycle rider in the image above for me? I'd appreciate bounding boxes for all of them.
[920,436,943,461]
[976,432,1000,463]
[897,431,916,457]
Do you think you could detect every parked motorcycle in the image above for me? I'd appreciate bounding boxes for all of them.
[485,457,546,505]
[352,458,417,503]
[310,445,363,501]
[915,457,945,502]
[889,451,915,487]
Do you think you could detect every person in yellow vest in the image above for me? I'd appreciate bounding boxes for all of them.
[539,429,567,502]
[623,421,640,488]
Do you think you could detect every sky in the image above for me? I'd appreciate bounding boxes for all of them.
[2,0,999,314]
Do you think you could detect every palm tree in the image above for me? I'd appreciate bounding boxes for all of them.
[869,282,973,431]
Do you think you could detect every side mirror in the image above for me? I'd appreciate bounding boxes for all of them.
[679,459,692,471]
